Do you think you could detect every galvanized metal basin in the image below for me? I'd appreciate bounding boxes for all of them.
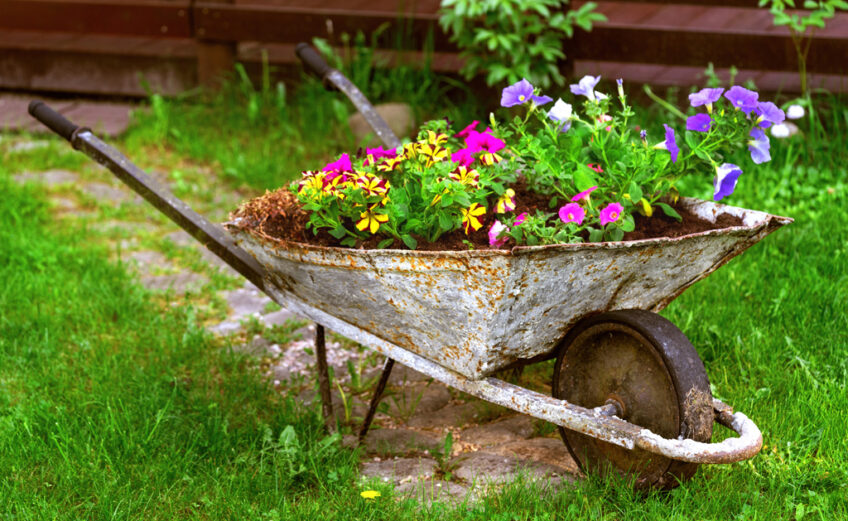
[227,198,791,380]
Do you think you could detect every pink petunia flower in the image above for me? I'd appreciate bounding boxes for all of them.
[465,131,505,153]
[558,203,585,225]
[488,220,509,248]
[451,147,476,167]
[599,202,624,226]
[514,212,529,226]
[571,186,598,202]
[455,120,482,140]
[323,153,352,173]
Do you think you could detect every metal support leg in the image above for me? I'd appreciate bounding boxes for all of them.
[314,324,334,431]
[358,357,395,442]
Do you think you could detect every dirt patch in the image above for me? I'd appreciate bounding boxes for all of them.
[230,180,743,250]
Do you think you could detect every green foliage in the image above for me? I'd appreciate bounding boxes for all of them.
[758,0,848,95]
[438,0,606,88]
[293,127,514,247]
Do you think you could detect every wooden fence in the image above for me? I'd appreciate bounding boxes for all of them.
[1,0,846,96]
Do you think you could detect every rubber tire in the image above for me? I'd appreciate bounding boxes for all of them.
[552,310,713,490]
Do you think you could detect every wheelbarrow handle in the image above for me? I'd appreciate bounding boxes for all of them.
[295,42,332,80]
[28,100,82,143]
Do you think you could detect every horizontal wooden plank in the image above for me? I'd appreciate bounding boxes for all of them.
[1,0,192,38]
[569,27,848,74]
[193,3,446,49]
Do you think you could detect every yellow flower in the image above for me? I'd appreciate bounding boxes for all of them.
[360,490,381,500]
[460,203,486,234]
[426,130,448,146]
[402,143,418,160]
[479,151,503,166]
[356,208,390,234]
[448,166,479,187]
[496,188,516,213]
[418,143,449,168]
[377,156,403,172]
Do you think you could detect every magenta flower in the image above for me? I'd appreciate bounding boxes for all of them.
[689,88,724,112]
[686,113,712,133]
[488,221,509,248]
[366,146,397,160]
[501,79,552,108]
[724,86,759,114]
[599,202,623,226]
[713,163,743,201]
[456,120,482,139]
[570,75,601,101]
[753,102,785,129]
[558,203,585,225]
[748,128,771,164]
[466,131,505,153]
[514,212,529,226]
[451,148,475,167]
[324,153,352,173]
[571,186,598,202]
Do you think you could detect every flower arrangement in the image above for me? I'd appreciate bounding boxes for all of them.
[292,77,784,249]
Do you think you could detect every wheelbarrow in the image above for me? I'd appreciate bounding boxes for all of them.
[28,44,791,490]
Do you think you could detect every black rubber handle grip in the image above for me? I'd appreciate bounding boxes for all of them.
[28,101,79,142]
[295,42,332,78]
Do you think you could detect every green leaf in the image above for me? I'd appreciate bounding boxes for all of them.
[609,227,625,242]
[656,202,683,221]
[340,237,357,247]
[328,226,347,239]
[377,238,395,249]
[620,214,636,232]
[438,211,453,231]
[573,167,597,192]
[401,235,418,249]
[627,182,643,202]
[588,228,604,242]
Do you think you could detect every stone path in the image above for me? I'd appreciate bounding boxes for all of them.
[6,134,581,505]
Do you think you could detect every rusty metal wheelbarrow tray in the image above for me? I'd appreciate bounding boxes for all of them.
[227,199,789,380]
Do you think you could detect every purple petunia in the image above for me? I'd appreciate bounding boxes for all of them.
[689,88,724,112]
[501,79,552,108]
[724,86,759,114]
[713,163,743,201]
[748,128,771,164]
[753,102,786,129]
[686,113,712,133]
[664,124,679,163]
[570,75,601,102]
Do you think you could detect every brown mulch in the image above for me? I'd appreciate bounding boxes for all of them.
[230,182,743,251]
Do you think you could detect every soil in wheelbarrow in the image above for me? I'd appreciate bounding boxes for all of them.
[230,180,743,251]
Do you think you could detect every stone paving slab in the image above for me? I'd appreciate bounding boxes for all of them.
[1,93,133,136]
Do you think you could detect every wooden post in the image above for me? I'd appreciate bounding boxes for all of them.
[195,0,235,89]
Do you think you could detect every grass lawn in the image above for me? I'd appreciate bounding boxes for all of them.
[1,71,846,519]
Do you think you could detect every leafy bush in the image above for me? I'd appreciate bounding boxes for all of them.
[438,0,606,88]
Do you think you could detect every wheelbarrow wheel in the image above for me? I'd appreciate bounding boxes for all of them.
[552,310,713,490]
